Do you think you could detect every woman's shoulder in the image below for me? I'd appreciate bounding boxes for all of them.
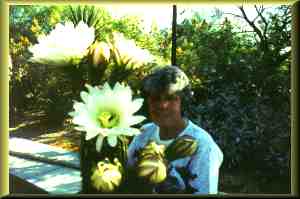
[128,123,158,155]
[184,120,213,143]
[133,122,157,142]
[184,120,223,153]
[140,122,157,132]
[185,120,224,163]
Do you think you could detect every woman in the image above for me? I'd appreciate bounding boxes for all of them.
[127,65,223,194]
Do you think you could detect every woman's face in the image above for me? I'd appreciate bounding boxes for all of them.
[147,92,182,128]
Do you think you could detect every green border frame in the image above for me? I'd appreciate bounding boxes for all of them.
[0,0,9,197]
[1,0,298,197]
[291,0,299,197]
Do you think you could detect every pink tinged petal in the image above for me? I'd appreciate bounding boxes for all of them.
[96,134,105,152]
[107,135,118,147]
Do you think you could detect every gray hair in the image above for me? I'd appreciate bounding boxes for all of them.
[141,65,194,117]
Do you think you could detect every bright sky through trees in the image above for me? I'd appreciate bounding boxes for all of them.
[102,4,273,32]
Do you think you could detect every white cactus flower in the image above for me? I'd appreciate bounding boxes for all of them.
[69,82,145,151]
[29,21,95,66]
[110,32,154,69]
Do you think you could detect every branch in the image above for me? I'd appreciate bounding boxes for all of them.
[280,8,292,30]
[254,5,269,36]
[280,19,292,33]
[252,14,260,24]
[223,12,244,19]
[234,30,256,34]
[238,6,265,45]
[254,5,264,13]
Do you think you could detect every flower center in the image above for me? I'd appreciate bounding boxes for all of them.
[98,111,119,128]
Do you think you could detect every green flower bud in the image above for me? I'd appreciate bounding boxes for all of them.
[91,158,122,193]
[88,41,110,67]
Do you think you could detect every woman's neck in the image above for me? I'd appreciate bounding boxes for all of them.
[159,118,187,140]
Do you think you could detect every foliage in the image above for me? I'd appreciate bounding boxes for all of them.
[9,5,168,123]
[66,5,113,41]
[9,5,68,121]
[176,6,290,193]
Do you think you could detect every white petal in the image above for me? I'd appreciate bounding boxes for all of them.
[113,83,132,102]
[72,111,94,126]
[96,134,105,152]
[102,82,113,97]
[85,131,99,140]
[74,126,86,131]
[109,127,141,136]
[112,32,153,67]
[129,98,144,114]
[80,91,89,104]
[107,135,118,147]
[85,84,99,95]
[127,115,146,126]
[69,83,146,145]
[29,21,94,66]
[103,82,112,91]
[85,127,103,140]
[73,102,86,112]
[68,111,76,117]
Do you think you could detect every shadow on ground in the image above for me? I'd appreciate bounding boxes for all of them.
[10,174,48,194]
[9,110,80,152]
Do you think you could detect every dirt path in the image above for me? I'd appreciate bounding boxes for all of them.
[9,110,80,152]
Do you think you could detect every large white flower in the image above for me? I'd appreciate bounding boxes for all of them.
[110,32,154,69]
[69,82,146,152]
[29,21,94,66]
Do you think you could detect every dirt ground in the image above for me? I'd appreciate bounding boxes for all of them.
[9,110,81,152]
[9,174,48,194]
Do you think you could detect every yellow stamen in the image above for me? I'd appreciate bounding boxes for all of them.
[98,111,119,128]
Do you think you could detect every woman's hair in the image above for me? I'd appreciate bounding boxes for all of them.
[141,65,194,117]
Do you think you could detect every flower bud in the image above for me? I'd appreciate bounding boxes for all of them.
[88,41,110,67]
[138,141,166,160]
[137,156,167,184]
[91,158,122,192]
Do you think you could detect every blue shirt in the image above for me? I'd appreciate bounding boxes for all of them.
[127,119,224,194]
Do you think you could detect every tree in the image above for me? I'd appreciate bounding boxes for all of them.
[176,6,291,193]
